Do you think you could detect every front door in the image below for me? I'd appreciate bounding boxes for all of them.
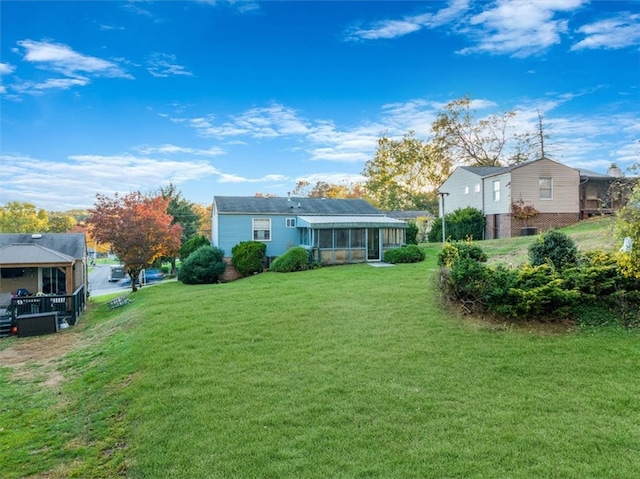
[367,228,380,261]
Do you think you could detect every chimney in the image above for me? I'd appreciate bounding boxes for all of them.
[607,163,622,177]
[287,192,291,201]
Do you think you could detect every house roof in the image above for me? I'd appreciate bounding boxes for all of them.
[458,157,575,179]
[578,168,615,179]
[214,196,382,215]
[0,233,86,259]
[459,165,508,177]
[297,215,407,229]
[384,210,434,220]
[0,243,76,266]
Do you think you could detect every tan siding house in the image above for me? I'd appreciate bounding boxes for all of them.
[440,158,581,239]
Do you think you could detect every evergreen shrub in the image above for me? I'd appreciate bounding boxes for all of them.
[179,245,226,285]
[428,207,485,242]
[406,221,419,245]
[231,241,267,276]
[269,247,311,272]
[529,230,578,270]
[383,245,425,263]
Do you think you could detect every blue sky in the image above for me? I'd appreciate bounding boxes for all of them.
[1,0,639,211]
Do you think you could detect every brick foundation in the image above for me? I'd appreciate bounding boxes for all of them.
[220,259,243,282]
[511,213,581,237]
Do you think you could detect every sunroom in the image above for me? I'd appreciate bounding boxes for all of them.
[296,215,407,265]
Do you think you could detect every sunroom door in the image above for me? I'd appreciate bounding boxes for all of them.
[367,228,380,261]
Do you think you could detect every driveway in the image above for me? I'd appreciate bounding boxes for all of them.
[89,265,125,297]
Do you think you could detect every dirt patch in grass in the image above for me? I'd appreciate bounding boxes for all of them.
[0,331,79,366]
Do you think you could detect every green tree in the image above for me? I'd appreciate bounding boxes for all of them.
[47,212,77,232]
[431,96,535,167]
[362,131,449,210]
[292,180,366,199]
[0,201,49,233]
[180,235,210,260]
[615,181,640,278]
[157,184,201,242]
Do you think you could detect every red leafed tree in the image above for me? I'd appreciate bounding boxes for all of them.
[86,192,182,292]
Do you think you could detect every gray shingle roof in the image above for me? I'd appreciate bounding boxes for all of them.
[578,169,615,179]
[384,210,434,220]
[459,158,566,178]
[214,196,382,215]
[460,166,507,177]
[0,233,86,259]
[0,243,76,265]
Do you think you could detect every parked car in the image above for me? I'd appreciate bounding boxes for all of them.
[108,265,126,282]
[117,269,165,287]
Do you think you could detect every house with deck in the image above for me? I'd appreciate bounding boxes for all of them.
[211,196,407,267]
[439,158,582,239]
[0,233,88,330]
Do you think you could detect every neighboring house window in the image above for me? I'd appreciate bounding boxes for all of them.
[493,180,501,202]
[474,183,481,193]
[253,218,271,241]
[464,186,469,195]
[539,177,553,200]
[286,218,296,228]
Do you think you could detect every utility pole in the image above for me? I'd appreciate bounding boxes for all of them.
[439,192,449,244]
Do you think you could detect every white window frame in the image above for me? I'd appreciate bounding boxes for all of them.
[493,180,501,202]
[464,186,469,195]
[286,217,296,228]
[474,183,481,193]
[252,218,271,241]
[539,177,553,200]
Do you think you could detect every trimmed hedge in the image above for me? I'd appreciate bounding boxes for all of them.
[231,241,267,276]
[383,245,425,264]
[269,247,312,272]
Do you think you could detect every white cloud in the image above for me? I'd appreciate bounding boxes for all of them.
[344,0,469,41]
[458,0,586,57]
[18,39,132,78]
[0,62,15,75]
[135,144,225,156]
[146,53,193,78]
[13,77,90,93]
[572,13,640,50]
[218,173,289,183]
[0,153,220,210]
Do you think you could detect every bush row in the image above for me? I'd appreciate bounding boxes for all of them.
[438,232,640,328]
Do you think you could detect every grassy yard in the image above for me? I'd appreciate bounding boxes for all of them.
[1,222,639,478]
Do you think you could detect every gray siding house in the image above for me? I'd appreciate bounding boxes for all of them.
[212,196,407,266]
[439,158,581,239]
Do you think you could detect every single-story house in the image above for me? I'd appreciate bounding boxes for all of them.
[211,195,407,266]
[0,233,88,326]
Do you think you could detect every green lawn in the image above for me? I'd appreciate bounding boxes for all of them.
[1,226,639,478]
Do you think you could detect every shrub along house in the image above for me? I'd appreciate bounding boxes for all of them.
[211,195,407,266]
[438,157,583,239]
[0,233,88,329]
